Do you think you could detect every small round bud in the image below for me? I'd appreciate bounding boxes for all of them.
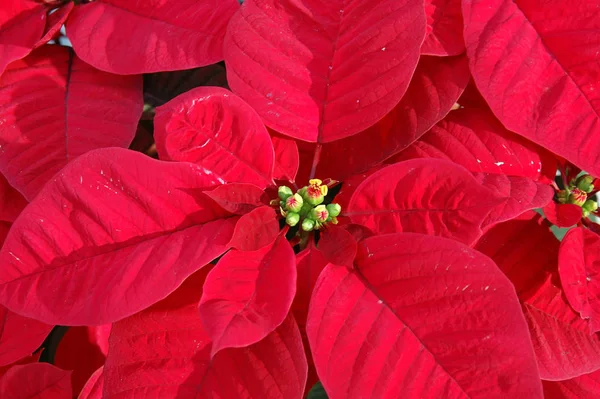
[302,219,315,231]
[278,186,293,200]
[569,188,588,206]
[285,193,304,213]
[556,189,570,204]
[326,203,341,217]
[582,199,598,217]
[286,212,300,227]
[576,175,595,193]
[310,205,329,223]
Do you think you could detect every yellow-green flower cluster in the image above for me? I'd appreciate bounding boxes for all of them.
[558,174,598,217]
[278,179,341,231]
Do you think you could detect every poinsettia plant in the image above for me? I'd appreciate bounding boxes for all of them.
[0,0,599,397]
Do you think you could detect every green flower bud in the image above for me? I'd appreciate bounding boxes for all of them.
[310,205,329,223]
[285,193,303,213]
[569,188,588,207]
[286,212,300,227]
[582,199,598,217]
[576,175,595,193]
[302,218,315,232]
[326,203,341,217]
[556,189,570,204]
[278,186,293,200]
[305,179,327,206]
[299,201,313,217]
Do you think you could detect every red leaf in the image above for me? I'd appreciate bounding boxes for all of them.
[307,233,542,398]
[543,369,600,399]
[346,159,502,245]
[224,0,426,142]
[559,227,600,332]
[105,272,307,398]
[78,367,103,399]
[390,104,557,183]
[205,183,268,215]
[0,0,47,76]
[472,173,553,227]
[463,0,600,176]
[0,148,235,325]
[154,86,275,188]
[0,306,52,367]
[55,327,108,396]
[0,173,27,223]
[292,240,328,329]
[317,225,357,268]
[199,236,296,356]
[37,3,73,47]
[272,136,299,184]
[476,213,600,380]
[66,0,239,74]
[298,55,470,181]
[0,45,142,200]
[544,202,583,228]
[422,0,464,56]
[228,206,280,251]
[0,363,72,398]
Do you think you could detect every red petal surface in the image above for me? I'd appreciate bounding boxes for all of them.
[391,105,557,182]
[105,272,307,398]
[0,148,235,325]
[463,0,600,176]
[559,227,600,333]
[0,45,142,200]
[0,173,27,223]
[205,183,268,215]
[224,0,426,142]
[317,225,357,268]
[476,212,600,379]
[199,236,296,356]
[307,233,542,398]
[36,3,73,48]
[543,202,583,228]
[55,327,107,396]
[346,159,502,245]
[66,0,239,74]
[299,55,469,181]
[272,136,299,184]
[228,206,280,251]
[0,363,72,398]
[0,0,46,76]
[543,369,600,398]
[155,87,274,188]
[472,173,553,227]
[292,240,328,329]
[78,367,103,399]
[0,306,52,366]
[422,0,464,56]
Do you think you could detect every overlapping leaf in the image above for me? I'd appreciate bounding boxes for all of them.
[0,363,72,398]
[422,0,464,56]
[559,227,600,332]
[272,136,299,183]
[346,159,502,244]
[228,206,280,251]
[104,272,307,398]
[0,148,235,325]
[298,55,470,181]
[0,45,142,200]
[199,236,296,356]
[78,367,103,399]
[543,202,582,228]
[224,0,426,142]
[307,233,542,398]
[475,212,600,379]
[154,87,275,188]
[66,0,239,74]
[0,306,52,367]
[463,0,600,176]
[543,369,600,398]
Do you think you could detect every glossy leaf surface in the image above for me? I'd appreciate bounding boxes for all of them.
[66,0,239,74]
[105,272,307,398]
[0,148,235,325]
[463,0,600,176]
[155,87,274,188]
[0,45,142,200]
[307,233,542,398]
[199,236,296,356]
[346,159,502,244]
[224,0,426,142]
[228,206,279,251]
